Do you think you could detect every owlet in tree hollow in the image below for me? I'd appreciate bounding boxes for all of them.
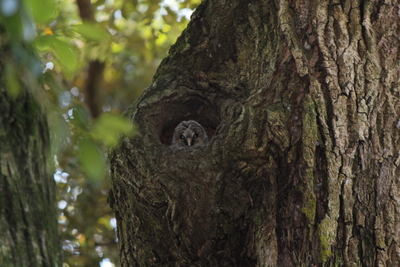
[171,120,209,148]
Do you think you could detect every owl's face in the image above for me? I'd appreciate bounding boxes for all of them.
[171,120,209,148]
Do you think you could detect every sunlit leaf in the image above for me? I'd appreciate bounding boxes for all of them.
[98,217,113,230]
[26,0,57,24]
[78,138,106,181]
[34,36,79,74]
[72,22,110,42]
[91,113,135,147]
[84,41,111,61]
[162,24,171,33]
[111,42,123,53]
[155,32,167,46]
[51,38,79,74]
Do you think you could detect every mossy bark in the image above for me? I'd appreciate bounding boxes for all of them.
[0,44,62,265]
[110,0,400,266]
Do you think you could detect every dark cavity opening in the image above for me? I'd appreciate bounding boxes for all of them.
[157,97,220,145]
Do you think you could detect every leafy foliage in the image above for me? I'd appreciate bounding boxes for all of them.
[1,0,199,265]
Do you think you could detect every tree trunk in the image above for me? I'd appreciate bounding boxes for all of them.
[0,44,62,265]
[109,0,400,266]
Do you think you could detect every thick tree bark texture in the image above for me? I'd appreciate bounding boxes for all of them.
[0,50,61,264]
[110,0,400,266]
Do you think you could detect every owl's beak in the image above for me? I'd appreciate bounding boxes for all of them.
[186,137,192,146]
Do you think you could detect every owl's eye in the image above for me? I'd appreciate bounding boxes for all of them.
[180,134,185,139]
[193,133,198,138]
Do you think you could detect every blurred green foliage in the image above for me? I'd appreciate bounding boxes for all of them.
[1,0,199,266]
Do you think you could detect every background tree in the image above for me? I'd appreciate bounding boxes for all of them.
[49,1,198,265]
[0,7,62,267]
[110,0,400,266]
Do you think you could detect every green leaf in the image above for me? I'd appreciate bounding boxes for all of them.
[34,36,79,74]
[50,38,79,73]
[72,22,110,42]
[48,109,71,156]
[78,138,106,181]
[91,113,135,147]
[0,11,23,40]
[72,105,90,128]
[26,0,57,24]
[155,32,167,46]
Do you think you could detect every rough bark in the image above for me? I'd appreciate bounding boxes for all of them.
[0,43,62,265]
[109,0,400,266]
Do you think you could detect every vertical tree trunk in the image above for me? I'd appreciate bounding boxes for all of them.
[76,0,105,118]
[110,0,400,266]
[0,43,62,265]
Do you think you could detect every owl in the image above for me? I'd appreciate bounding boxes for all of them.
[171,120,209,148]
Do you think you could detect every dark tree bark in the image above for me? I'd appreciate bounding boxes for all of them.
[0,45,62,264]
[109,0,400,266]
[76,0,105,118]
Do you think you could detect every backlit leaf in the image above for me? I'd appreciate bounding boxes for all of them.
[78,138,106,181]
[91,113,135,147]
[26,0,57,24]
[34,36,79,74]
[72,22,110,42]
